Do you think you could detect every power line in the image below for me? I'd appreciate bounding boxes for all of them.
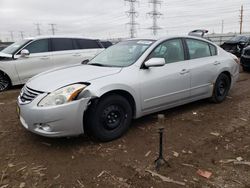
[125,0,139,38]
[147,0,163,36]
[34,23,41,35]
[49,23,57,35]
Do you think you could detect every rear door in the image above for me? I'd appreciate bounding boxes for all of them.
[185,38,220,98]
[51,38,82,67]
[139,38,191,112]
[14,39,52,83]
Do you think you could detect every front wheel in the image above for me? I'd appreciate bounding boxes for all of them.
[0,72,11,92]
[86,95,132,142]
[211,73,231,103]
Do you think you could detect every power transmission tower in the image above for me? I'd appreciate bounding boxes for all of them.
[9,31,14,41]
[49,24,57,35]
[34,23,41,35]
[125,0,139,38]
[147,0,163,36]
[239,5,243,34]
[221,20,224,34]
[20,31,24,40]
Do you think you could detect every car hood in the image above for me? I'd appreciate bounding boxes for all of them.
[26,64,122,92]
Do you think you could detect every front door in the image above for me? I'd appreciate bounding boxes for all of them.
[15,39,52,83]
[139,38,190,112]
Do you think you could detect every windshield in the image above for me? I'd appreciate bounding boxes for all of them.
[229,36,249,42]
[89,40,155,67]
[1,39,31,55]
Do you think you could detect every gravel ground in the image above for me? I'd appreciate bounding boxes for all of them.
[0,72,250,188]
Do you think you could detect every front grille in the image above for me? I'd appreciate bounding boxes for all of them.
[20,86,44,104]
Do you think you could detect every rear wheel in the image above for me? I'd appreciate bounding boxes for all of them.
[0,72,11,92]
[86,94,132,142]
[211,73,231,103]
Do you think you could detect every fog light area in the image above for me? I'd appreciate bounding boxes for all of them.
[34,123,52,132]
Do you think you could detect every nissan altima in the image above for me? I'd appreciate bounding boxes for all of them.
[17,36,239,141]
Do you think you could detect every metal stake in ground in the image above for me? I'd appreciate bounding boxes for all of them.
[155,114,170,170]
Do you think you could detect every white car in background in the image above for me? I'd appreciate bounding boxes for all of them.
[0,36,105,91]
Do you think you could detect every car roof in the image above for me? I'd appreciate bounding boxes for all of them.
[126,35,214,44]
[24,35,99,40]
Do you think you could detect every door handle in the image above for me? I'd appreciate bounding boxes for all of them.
[213,61,221,65]
[40,56,49,60]
[73,54,81,57]
[180,69,190,75]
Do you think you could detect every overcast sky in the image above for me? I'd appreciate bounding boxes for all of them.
[0,0,249,41]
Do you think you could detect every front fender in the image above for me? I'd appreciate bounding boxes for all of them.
[82,83,142,118]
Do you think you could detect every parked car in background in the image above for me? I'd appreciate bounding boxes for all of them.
[17,36,239,141]
[221,35,250,57]
[241,46,250,71]
[0,36,105,91]
[0,42,13,51]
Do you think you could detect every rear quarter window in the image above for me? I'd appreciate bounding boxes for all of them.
[209,44,217,56]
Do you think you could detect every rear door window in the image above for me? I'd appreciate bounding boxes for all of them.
[186,39,211,59]
[25,39,49,54]
[75,39,101,49]
[52,38,74,51]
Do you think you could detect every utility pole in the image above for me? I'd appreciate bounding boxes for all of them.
[49,23,57,35]
[147,0,163,36]
[125,0,139,38]
[34,23,41,35]
[9,31,14,41]
[239,5,243,34]
[221,20,224,34]
[19,31,24,40]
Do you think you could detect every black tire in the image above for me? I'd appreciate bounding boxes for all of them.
[0,72,11,92]
[86,94,132,142]
[211,73,231,103]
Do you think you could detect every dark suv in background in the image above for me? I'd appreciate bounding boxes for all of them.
[221,35,250,57]
[241,46,250,71]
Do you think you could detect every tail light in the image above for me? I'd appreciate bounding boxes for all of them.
[230,53,240,65]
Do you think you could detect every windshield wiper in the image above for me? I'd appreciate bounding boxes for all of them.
[88,63,106,67]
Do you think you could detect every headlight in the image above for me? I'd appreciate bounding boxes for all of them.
[38,84,87,107]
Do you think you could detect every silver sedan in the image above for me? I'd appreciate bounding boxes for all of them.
[17,36,239,141]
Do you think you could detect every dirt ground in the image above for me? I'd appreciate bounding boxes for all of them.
[0,72,250,188]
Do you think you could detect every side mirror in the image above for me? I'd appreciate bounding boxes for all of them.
[20,49,30,57]
[144,58,165,68]
[81,59,89,64]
